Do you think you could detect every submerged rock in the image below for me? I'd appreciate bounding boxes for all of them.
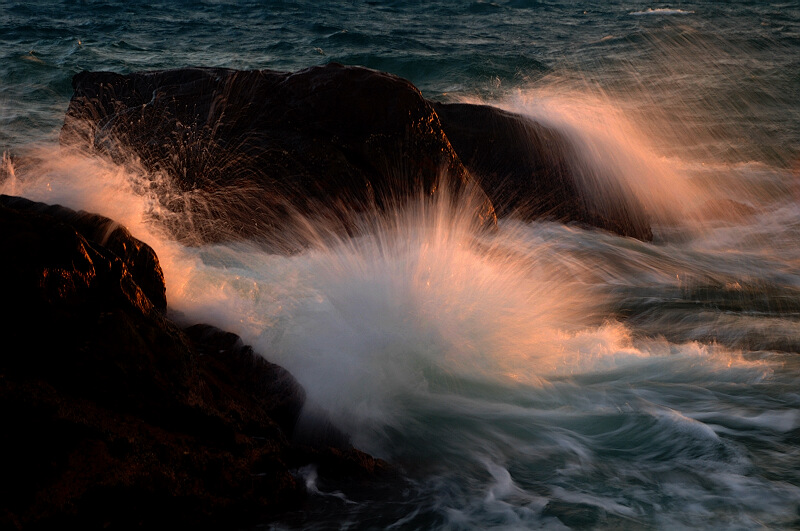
[61,64,653,244]
[0,196,390,529]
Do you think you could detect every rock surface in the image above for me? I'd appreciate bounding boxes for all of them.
[61,64,653,243]
[0,196,390,530]
[0,194,167,310]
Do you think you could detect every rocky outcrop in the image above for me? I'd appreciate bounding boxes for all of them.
[61,64,653,244]
[61,64,495,246]
[0,196,390,530]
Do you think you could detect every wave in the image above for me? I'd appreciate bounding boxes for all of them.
[3,60,799,527]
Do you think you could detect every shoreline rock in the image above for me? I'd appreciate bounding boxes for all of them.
[0,195,392,530]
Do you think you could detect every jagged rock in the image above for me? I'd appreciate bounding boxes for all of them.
[0,197,390,530]
[0,194,166,310]
[184,324,306,438]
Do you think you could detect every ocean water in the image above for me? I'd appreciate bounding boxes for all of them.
[3,1,800,529]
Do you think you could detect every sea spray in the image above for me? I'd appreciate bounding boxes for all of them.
[0,144,699,446]
[458,82,763,240]
[4,61,800,528]
[499,87,700,228]
[455,20,799,245]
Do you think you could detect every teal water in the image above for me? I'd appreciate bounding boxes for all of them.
[2,1,800,529]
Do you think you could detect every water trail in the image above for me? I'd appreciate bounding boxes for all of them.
[629,8,695,17]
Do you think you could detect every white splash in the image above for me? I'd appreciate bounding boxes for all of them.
[630,8,695,16]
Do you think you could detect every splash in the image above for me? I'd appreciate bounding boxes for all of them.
[156,178,616,451]
[2,117,778,455]
[3,89,795,528]
[1,152,17,195]
[453,23,799,243]
[0,143,656,450]
[459,85,734,238]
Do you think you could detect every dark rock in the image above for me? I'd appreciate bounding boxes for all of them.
[183,324,306,438]
[184,325,354,451]
[0,197,390,529]
[433,102,653,240]
[61,64,495,247]
[0,194,166,311]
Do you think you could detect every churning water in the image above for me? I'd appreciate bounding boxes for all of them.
[2,1,800,528]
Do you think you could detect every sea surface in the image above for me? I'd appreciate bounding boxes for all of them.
[2,1,800,529]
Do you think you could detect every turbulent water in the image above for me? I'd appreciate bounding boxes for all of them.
[3,1,800,529]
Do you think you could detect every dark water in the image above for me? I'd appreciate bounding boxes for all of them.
[2,1,800,529]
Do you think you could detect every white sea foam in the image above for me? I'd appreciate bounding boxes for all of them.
[630,8,695,16]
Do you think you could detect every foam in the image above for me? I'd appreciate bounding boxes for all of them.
[630,8,695,16]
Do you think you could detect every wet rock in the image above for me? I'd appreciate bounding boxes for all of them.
[184,324,306,438]
[62,64,495,246]
[0,197,390,530]
[0,194,166,310]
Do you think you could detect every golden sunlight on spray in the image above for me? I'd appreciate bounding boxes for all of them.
[1,125,778,457]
